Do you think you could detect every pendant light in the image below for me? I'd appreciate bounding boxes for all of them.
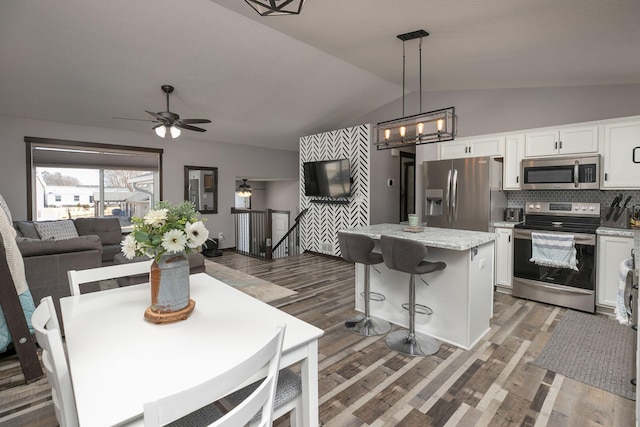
[374,30,457,150]
[244,0,305,16]
[237,179,252,198]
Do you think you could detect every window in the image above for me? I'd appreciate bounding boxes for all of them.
[26,137,163,229]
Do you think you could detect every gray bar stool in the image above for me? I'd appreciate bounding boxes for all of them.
[380,235,446,357]
[338,232,391,336]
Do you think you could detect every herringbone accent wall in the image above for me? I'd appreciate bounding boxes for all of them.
[299,124,370,257]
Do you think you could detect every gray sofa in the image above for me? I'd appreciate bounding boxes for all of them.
[16,233,102,327]
[13,217,120,326]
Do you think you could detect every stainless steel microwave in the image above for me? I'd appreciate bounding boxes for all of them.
[521,155,600,190]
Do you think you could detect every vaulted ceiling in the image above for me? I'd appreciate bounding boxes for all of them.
[1,0,639,151]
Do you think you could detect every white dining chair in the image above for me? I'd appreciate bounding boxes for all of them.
[67,260,153,296]
[143,325,286,427]
[223,367,303,426]
[32,296,79,427]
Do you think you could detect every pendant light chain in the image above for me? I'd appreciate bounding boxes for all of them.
[419,37,423,114]
[402,40,406,118]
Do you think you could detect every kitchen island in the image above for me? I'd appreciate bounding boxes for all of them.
[340,223,496,350]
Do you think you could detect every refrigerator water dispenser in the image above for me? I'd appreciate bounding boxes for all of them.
[424,189,444,219]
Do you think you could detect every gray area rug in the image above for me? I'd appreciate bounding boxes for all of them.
[204,260,297,303]
[99,261,297,304]
[533,310,636,400]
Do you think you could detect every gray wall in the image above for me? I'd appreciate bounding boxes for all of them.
[347,84,640,224]
[0,115,299,249]
[266,180,299,218]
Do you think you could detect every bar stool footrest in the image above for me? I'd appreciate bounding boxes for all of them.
[361,291,386,302]
[401,303,433,316]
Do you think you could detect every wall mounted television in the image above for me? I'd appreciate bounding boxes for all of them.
[303,159,352,198]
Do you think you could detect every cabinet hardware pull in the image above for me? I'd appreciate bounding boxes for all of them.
[555,141,558,150]
[633,147,640,164]
[516,176,519,183]
[559,140,563,149]
[605,172,608,181]
[508,235,511,242]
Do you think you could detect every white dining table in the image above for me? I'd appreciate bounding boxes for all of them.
[60,273,324,426]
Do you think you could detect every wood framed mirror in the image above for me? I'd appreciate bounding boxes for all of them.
[184,166,218,214]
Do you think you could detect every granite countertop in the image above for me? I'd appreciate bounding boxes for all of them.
[493,221,522,228]
[596,226,637,238]
[340,223,496,251]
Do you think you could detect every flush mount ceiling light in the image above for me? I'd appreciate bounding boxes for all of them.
[244,0,305,16]
[374,30,458,150]
[237,179,252,197]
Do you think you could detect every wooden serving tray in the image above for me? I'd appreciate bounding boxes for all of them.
[403,226,425,233]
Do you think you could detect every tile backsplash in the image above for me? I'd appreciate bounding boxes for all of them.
[506,190,640,209]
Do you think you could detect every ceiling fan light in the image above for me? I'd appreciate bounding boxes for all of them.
[237,179,252,197]
[169,126,181,138]
[155,125,167,138]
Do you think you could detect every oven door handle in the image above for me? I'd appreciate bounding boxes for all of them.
[574,160,580,188]
[513,229,595,244]
[522,280,594,296]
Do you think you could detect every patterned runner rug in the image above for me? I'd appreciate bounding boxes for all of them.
[204,259,297,303]
[532,309,636,400]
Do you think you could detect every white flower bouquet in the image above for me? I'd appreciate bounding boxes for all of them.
[121,200,209,261]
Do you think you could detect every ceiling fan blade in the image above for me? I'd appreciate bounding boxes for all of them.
[180,119,212,124]
[174,123,207,132]
[112,116,156,122]
[145,110,166,122]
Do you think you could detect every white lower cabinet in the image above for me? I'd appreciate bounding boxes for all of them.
[495,227,513,289]
[596,235,634,308]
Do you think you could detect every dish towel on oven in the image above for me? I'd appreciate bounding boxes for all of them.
[615,258,634,325]
[529,232,579,271]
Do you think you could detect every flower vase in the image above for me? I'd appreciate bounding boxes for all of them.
[144,252,195,323]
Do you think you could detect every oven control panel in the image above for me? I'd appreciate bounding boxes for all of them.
[524,201,601,217]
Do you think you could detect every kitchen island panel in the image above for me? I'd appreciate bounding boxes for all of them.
[354,240,494,350]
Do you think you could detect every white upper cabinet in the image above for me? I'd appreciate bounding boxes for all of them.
[440,136,504,160]
[439,139,470,159]
[524,125,599,157]
[502,134,525,190]
[601,120,640,189]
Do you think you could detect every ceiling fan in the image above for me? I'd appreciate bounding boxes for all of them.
[114,85,211,139]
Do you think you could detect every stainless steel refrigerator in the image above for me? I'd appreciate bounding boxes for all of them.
[422,157,506,232]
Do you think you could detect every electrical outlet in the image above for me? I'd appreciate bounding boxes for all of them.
[218,232,225,241]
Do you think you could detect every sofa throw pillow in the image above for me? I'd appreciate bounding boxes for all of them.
[16,221,40,239]
[34,220,79,240]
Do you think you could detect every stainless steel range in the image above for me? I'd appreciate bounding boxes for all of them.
[512,201,600,313]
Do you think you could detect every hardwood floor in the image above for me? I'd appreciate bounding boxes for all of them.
[0,251,635,426]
